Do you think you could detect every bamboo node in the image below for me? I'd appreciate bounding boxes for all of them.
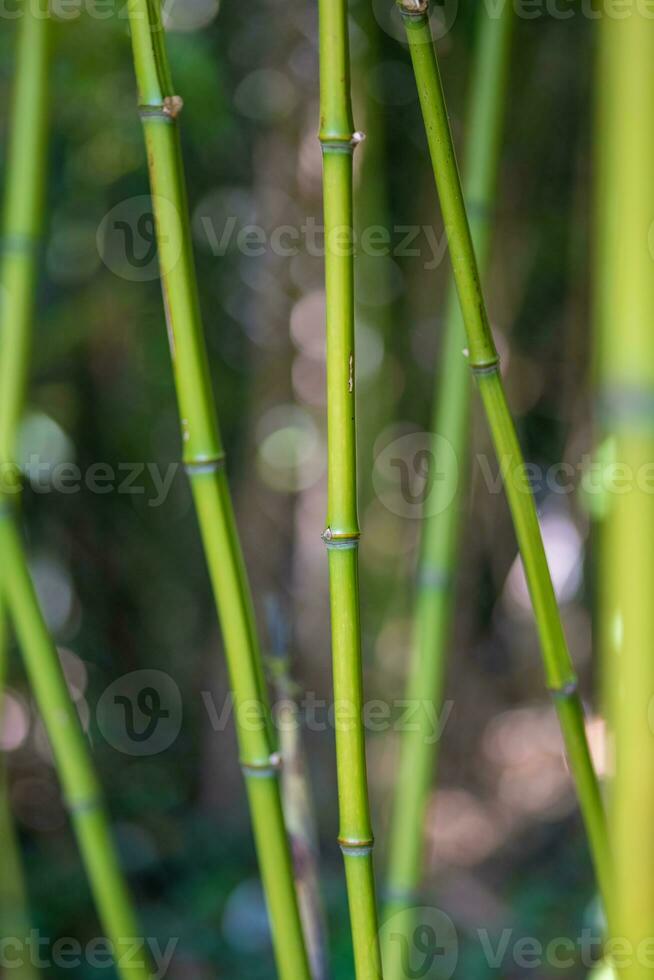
[241,754,282,779]
[383,885,420,904]
[397,0,429,17]
[418,565,452,591]
[319,132,366,154]
[138,96,184,122]
[66,795,103,815]
[338,837,374,856]
[321,527,360,550]
[470,358,500,376]
[548,678,578,700]
[1,233,40,254]
[184,453,226,476]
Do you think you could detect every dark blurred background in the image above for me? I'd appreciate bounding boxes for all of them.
[0,0,605,975]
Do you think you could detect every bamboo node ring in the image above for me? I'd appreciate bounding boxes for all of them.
[470,359,500,376]
[66,796,103,814]
[184,454,227,476]
[397,0,429,17]
[321,527,361,550]
[241,754,282,779]
[548,679,579,700]
[138,96,184,122]
[338,837,374,856]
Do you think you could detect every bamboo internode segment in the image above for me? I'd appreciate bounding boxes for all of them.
[598,11,654,975]
[401,0,612,918]
[125,1,311,976]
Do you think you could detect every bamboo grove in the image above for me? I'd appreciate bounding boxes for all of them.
[0,0,651,978]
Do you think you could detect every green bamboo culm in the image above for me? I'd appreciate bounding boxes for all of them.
[125,5,311,978]
[0,4,45,939]
[398,0,611,913]
[383,4,513,963]
[318,1,383,977]
[0,609,39,980]
[0,6,150,976]
[599,10,654,978]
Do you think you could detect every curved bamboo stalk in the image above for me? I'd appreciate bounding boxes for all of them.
[598,10,654,976]
[383,3,513,957]
[124,5,310,978]
[398,0,611,914]
[318,1,383,976]
[0,7,150,977]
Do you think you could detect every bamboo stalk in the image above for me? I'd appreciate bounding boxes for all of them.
[398,0,611,913]
[318,1,383,977]
[0,610,39,980]
[124,6,310,978]
[599,10,654,977]
[266,599,331,980]
[383,1,513,953]
[0,6,150,976]
[0,524,152,978]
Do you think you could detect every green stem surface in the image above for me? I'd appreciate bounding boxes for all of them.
[400,2,611,913]
[0,609,39,980]
[319,1,383,977]
[0,522,149,977]
[598,11,654,977]
[383,4,513,957]
[0,6,148,976]
[125,5,310,978]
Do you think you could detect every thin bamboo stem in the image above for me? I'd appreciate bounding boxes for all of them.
[399,0,611,914]
[318,1,383,977]
[383,2,513,953]
[0,609,39,980]
[599,11,654,977]
[266,600,331,980]
[124,5,310,978]
[0,6,149,977]
[0,522,150,977]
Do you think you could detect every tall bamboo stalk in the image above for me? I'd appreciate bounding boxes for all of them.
[383,2,513,956]
[318,1,383,977]
[0,6,150,976]
[599,10,654,976]
[124,6,310,978]
[398,0,611,913]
